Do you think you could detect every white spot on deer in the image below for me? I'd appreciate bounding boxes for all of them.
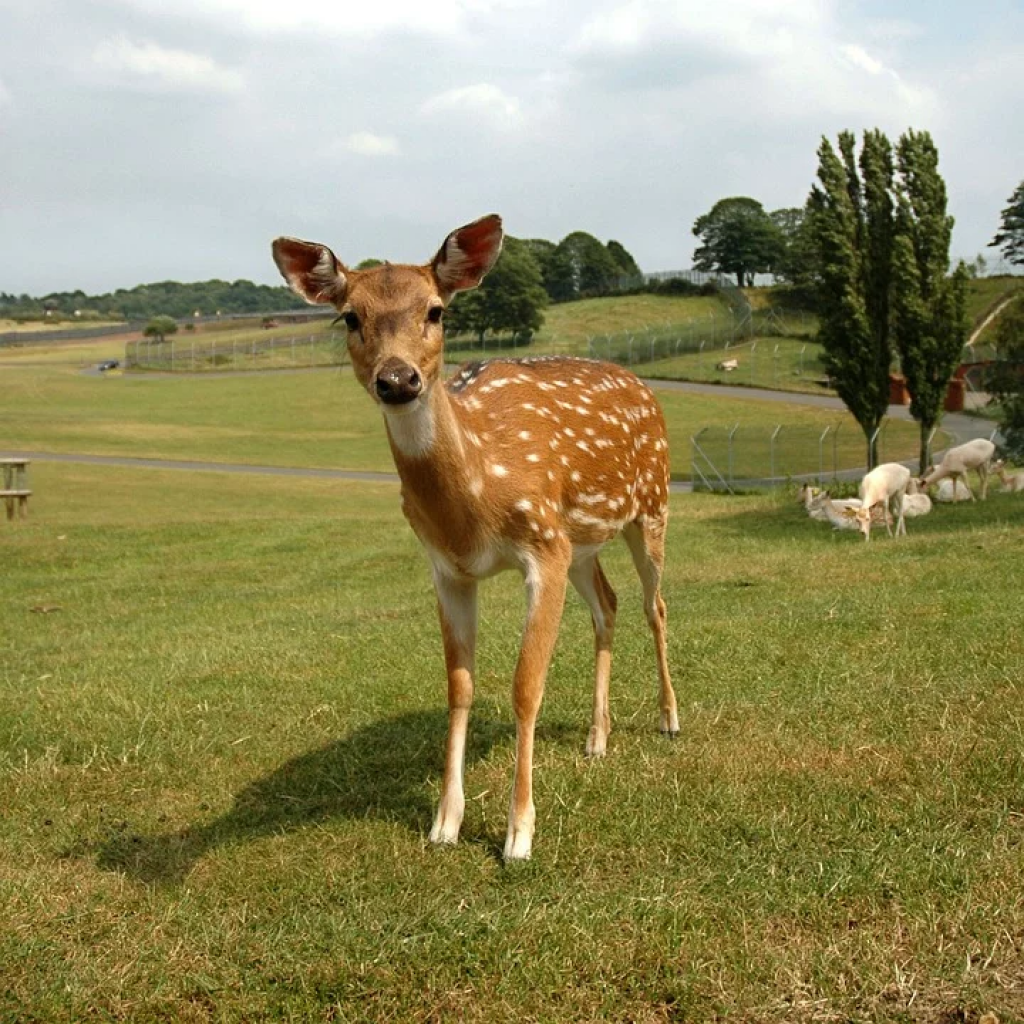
[470,477,484,497]
[526,453,540,463]
[489,463,508,478]
[515,499,533,513]
[571,471,582,483]
[518,430,532,441]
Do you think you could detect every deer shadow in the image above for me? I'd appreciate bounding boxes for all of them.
[93,709,514,884]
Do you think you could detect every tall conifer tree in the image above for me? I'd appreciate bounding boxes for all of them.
[809,133,890,468]
[890,130,968,471]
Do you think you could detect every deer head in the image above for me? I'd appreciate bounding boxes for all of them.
[271,215,503,410]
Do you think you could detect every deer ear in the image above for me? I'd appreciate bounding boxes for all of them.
[431,214,503,295]
[272,237,348,305]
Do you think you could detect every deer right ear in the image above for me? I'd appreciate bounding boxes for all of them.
[431,214,503,296]
[271,237,348,305]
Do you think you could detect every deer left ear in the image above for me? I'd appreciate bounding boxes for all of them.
[431,214,503,296]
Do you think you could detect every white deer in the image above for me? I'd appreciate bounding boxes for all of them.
[993,459,1024,493]
[272,215,679,862]
[920,438,996,502]
[854,463,911,541]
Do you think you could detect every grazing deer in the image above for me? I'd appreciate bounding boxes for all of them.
[272,215,679,861]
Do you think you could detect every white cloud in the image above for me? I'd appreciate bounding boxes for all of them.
[106,0,472,38]
[420,83,522,127]
[841,44,884,76]
[92,36,244,94]
[345,132,401,157]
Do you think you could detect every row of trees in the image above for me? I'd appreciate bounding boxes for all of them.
[2,230,645,342]
[0,279,309,322]
[444,231,645,340]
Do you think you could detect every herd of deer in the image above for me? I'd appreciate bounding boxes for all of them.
[271,214,1018,860]
[799,437,1019,542]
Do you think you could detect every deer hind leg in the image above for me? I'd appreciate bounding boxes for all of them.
[568,555,618,758]
[622,516,679,739]
[429,573,478,847]
[505,545,571,862]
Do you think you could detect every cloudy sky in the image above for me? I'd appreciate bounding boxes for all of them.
[1,0,1022,296]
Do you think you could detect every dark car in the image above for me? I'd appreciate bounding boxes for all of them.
[97,360,120,371]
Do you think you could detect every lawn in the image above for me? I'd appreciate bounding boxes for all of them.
[1,462,1023,1022]
[0,359,929,481]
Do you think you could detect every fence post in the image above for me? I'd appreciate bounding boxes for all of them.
[773,344,779,388]
[728,423,739,484]
[750,342,757,385]
[799,344,806,376]
[870,423,883,469]
[770,425,781,485]
[699,339,705,377]
[818,426,831,484]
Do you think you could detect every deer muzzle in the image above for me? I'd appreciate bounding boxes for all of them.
[375,357,423,405]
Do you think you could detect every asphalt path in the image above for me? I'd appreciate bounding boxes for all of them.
[2,369,999,493]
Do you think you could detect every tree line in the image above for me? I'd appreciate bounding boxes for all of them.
[0,229,658,333]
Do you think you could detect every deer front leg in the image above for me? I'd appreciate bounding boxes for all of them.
[505,548,570,862]
[430,573,478,847]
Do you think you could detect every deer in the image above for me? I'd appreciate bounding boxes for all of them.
[271,215,679,862]
[853,462,911,541]
[919,438,996,502]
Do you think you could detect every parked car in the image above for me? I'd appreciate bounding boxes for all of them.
[97,360,120,371]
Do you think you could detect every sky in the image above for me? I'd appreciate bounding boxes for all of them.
[1,0,1022,297]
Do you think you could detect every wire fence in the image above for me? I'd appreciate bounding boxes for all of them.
[690,419,955,492]
[125,333,346,372]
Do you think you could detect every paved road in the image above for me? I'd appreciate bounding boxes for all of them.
[2,375,1000,493]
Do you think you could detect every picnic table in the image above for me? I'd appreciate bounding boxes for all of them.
[1,458,31,520]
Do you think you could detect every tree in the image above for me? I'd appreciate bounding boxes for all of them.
[890,130,968,471]
[692,197,784,286]
[989,179,1024,267]
[808,133,892,468]
[554,231,621,299]
[987,297,1024,461]
[606,240,642,282]
[445,236,547,341]
[143,315,178,342]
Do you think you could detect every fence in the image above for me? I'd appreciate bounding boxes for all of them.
[690,419,954,492]
[587,309,816,363]
[125,333,346,372]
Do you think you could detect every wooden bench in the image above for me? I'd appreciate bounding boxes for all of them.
[1,458,31,520]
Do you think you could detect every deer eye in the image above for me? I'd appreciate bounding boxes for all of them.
[426,304,444,324]
[341,310,360,332]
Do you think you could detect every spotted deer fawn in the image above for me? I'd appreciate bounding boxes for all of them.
[272,215,678,861]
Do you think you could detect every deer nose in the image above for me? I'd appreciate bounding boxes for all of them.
[375,358,423,405]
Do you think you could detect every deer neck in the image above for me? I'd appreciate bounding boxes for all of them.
[381,382,491,555]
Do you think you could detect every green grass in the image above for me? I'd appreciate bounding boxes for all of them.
[2,463,1023,1022]
[0,357,933,481]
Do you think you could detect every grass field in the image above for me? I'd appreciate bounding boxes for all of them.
[0,357,933,481]
[2,461,1023,1022]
